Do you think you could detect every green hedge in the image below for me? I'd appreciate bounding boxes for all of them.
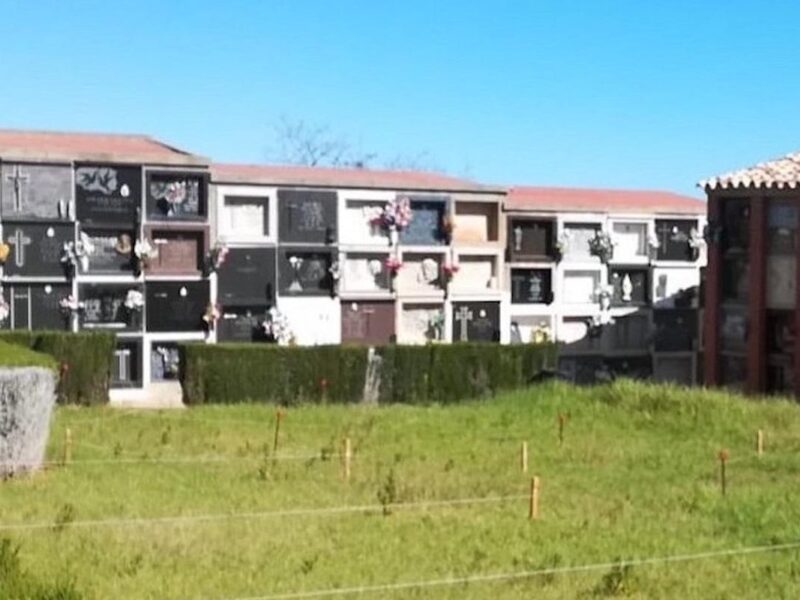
[0,340,57,369]
[0,331,115,405]
[180,342,557,405]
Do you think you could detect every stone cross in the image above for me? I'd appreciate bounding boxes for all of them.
[455,305,473,341]
[4,165,30,212]
[7,229,32,268]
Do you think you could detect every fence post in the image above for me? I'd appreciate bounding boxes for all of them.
[273,409,284,453]
[756,430,764,456]
[343,437,352,482]
[718,449,729,496]
[528,476,540,520]
[520,441,528,473]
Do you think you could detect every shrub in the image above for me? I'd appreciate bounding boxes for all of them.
[180,342,557,405]
[0,332,114,405]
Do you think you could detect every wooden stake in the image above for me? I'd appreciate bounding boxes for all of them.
[343,437,352,482]
[718,449,729,496]
[529,476,540,520]
[558,413,566,446]
[272,409,284,453]
[63,428,72,466]
[756,430,764,456]
[520,441,528,473]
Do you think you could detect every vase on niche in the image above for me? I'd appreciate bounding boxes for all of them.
[389,225,399,248]
[288,256,304,292]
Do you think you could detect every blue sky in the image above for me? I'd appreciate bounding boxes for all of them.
[1,1,799,197]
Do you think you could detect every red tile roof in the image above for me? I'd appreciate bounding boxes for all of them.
[700,151,800,190]
[506,185,706,215]
[212,163,504,194]
[0,129,207,166]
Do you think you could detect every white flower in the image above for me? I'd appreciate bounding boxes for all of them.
[124,290,144,310]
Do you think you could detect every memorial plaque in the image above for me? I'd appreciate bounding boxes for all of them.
[112,339,142,388]
[719,307,747,353]
[278,249,334,296]
[400,198,447,246]
[146,280,210,332]
[562,270,600,304]
[220,195,269,238]
[148,230,204,274]
[766,255,796,309]
[394,253,443,295]
[79,228,135,274]
[278,189,337,244]
[218,247,276,306]
[150,342,181,381]
[146,171,207,220]
[341,301,395,344]
[655,219,697,261]
[654,309,697,352]
[604,356,652,380]
[767,357,793,394]
[609,268,648,306]
[3,222,74,277]
[342,253,391,293]
[721,199,749,252]
[75,164,141,224]
[653,268,700,309]
[511,269,552,304]
[653,356,694,386]
[79,284,142,331]
[217,307,269,342]
[605,313,650,352]
[451,301,500,342]
[612,222,648,260]
[1,163,72,221]
[559,356,604,384]
[721,257,749,304]
[454,202,498,243]
[562,223,600,262]
[719,353,746,390]
[560,316,603,353]
[766,310,795,356]
[767,202,797,255]
[507,218,553,260]
[399,303,444,343]
[451,256,497,292]
[3,283,70,330]
[342,199,387,245]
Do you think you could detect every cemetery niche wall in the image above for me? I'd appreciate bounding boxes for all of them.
[1,163,73,221]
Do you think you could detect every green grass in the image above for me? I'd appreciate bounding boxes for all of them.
[0,340,57,369]
[2,380,800,599]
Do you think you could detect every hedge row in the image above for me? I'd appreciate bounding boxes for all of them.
[179,343,557,405]
[0,331,115,405]
[0,340,57,370]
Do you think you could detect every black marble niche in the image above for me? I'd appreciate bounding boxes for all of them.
[146,171,208,220]
[150,342,181,381]
[654,219,697,261]
[145,280,210,332]
[609,267,649,306]
[560,316,603,354]
[79,284,142,332]
[767,310,795,356]
[721,199,750,252]
[75,164,141,225]
[112,338,143,388]
[80,228,135,274]
[451,301,500,342]
[603,356,653,380]
[3,222,74,277]
[217,247,276,306]
[217,307,270,342]
[1,163,72,221]
[278,248,334,296]
[654,309,698,352]
[719,353,747,389]
[2,283,71,330]
[561,355,652,383]
[507,218,554,260]
[605,314,651,352]
[278,189,337,244]
[767,202,797,255]
[399,197,448,246]
[511,268,552,304]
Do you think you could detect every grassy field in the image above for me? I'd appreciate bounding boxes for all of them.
[2,380,800,599]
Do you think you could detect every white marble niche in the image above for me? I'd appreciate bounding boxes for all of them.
[342,199,388,246]
[341,252,391,294]
[562,223,601,262]
[562,270,601,304]
[453,202,498,243]
[395,253,444,295]
[450,255,498,293]
[611,222,648,261]
[398,303,444,344]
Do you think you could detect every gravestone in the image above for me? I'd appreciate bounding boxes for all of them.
[511,269,552,304]
[342,199,386,245]
[654,309,697,352]
[148,230,204,274]
[1,163,72,221]
[3,283,70,330]
[719,307,747,353]
[394,253,443,294]
[278,189,337,244]
[146,281,210,332]
[342,253,391,293]
[562,223,600,261]
[451,301,500,342]
[80,228,135,273]
[609,268,648,305]
[399,303,443,343]
[217,308,268,342]
[507,218,553,260]
[221,195,269,237]
[75,164,141,224]
[146,171,207,220]
[79,284,142,331]
[450,256,496,292]
[3,222,74,277]
[400,198,447,245]
[217,247,276,306]
[341,301,395,344]
[612,222,647,260]
[278,249,334,296]
[655,219,697,261]
[112,339,142,388]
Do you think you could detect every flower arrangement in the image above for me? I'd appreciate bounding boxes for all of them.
[588,231,615,263]
[428,309,445,341]
[531,323,551,344]
[384,256,403,276]
[554,231,570,260]
[134,238,158,265]
[594,283,614,311]
[262,307,294,345]
[442,260,460,280]
[207,243,229,272]
[0,292,8,324]
[202,303,222,329]
[124,289,144,311]
[329,260,341,282]
[441,214,455,240]
[163,181,187,206]
[370,196,413,232]
[59,295,84,315]
[647,230,660,260]
[0,242,10,264]
[60,233,95,274]
[688,227,704,249]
